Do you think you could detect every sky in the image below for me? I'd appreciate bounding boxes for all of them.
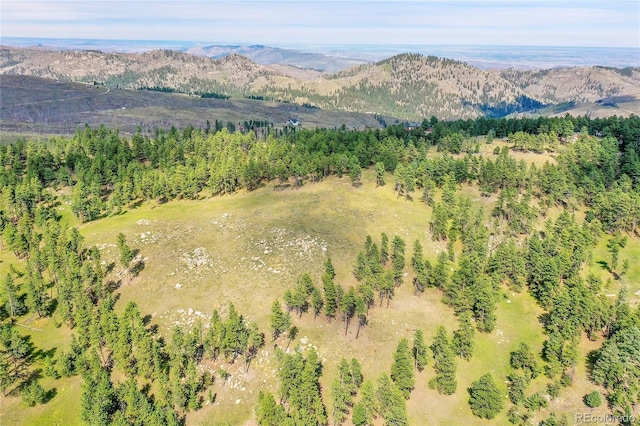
[1,1,639,48]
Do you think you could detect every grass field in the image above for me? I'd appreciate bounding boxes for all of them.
[1,156,637,425]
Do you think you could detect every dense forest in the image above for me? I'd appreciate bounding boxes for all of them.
[1,113,639,425]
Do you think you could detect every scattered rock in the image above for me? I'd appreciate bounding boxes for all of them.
[137,219,151,225]
[180,247,213,269]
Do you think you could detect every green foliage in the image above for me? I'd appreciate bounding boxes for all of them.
[1,115,639,425]
[376,373,407,426]
[390,338,414,399]
[429,327,457,395]
[452,312,475,360]
[584,390,602,408]
[591,326,640,412]
[510,342,540,379]
[21,379,47,406]
[468,373,503,419]
[412,329,428,371]
[524,392,548,411]
[276,347,327,425]
[269,300,291,340]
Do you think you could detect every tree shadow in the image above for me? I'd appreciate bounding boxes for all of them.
[30,347,57,363]
[142,314,153,325]
[43,387,57,403]
[596,260,610,272]
[106,262,116,274]
[129,199,144,209]
[131,260,145,277]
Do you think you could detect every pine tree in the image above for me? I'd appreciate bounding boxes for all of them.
[359,379,378,423]
[269,300,290,340]
[430,326,457,395]
[452,312,475,360]
[323,274,338,320]
[116,233,134,283]
[391,235,406,285]
[510,342,539,379]
[468,373,503,419]
[412,329,428,371]
[1,274,20,321]
[256,391,286,425]
[331,377,349,425]
[376,373,408,425]
[311,287,324,320]
[341,286,357,335]
[375,162,386,187]
[325,257,336,279]
[390,338,415,399]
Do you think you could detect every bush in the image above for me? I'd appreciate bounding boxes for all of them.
[546,381,562,398]
[584,390,602,408]
[524,392,548,411]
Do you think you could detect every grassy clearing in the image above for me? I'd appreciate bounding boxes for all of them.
[78,170,549,424]
[587,236,640,306]
[3,164,636,424]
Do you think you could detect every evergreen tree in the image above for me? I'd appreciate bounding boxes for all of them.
[429,327,457,395]
[331,377,349,425]
[80,355,116,426]
[510,342,540,379]
[256,391,286,425]
[1,274,21,321]
[452,312,475,360]
[359,380,378,424]
[116,232,135,283]
[390,338,414,399]
[323,273,339,320]
[376,373,408,425]
[269,300,290,340]
[468,373,503,419]
[21,379,46,406]
[391,235,406,285]
[412,329,428,371]
[375,162,386,187]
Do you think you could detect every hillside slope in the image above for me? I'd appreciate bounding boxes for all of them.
[0,75,389,135]
[2,46,639,120]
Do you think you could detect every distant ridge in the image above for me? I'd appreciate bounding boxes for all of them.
[185,44,368,72]
[1,46,639,120]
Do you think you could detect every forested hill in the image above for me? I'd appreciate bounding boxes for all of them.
[2,46,639,120]
[0,115,639,425]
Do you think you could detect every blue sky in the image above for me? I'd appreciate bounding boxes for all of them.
[2,1,639,48]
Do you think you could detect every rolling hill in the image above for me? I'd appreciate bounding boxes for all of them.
[1,46,639,121]
[0,75,391,136]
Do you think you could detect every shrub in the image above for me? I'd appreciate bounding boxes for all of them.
[584,390,602,408]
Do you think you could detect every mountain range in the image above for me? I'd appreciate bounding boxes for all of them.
[1,45,639,121]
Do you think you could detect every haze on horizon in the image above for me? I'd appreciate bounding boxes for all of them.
[2,0,639,50]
